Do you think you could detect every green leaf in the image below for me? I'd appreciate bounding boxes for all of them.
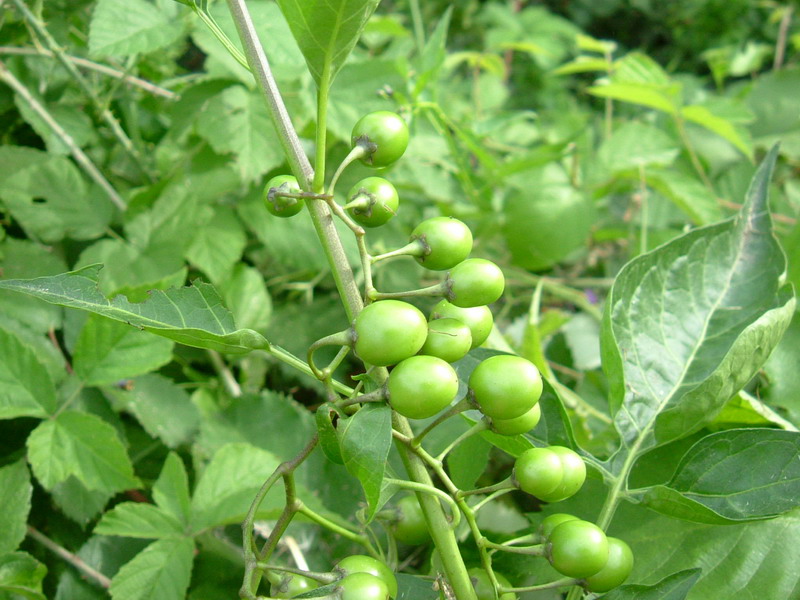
[588,82,680,115]
[316,403,345,465]
[602,146,794,452]
[636,429,800,523]
[96,503,185,539]
[747,68,800,159]
[0,552,47,600]
[14,100,96,156]
[0,462,32,554]
[681,105,752,158]
[598,122,680,173]
[89,0,183,58]
[153,453,191,525]
[602,569,701,600]
[189,443,282,532]
[109,538,194,600]
[73,315,174,386]
[0,238,66,334]
[447,433,491,490]
[219,264,272,332]
[338,403,393,519]
[645,168,723,225]
[0,328,57,419]
[185,206,246,286]
[0,264,270,354]
[553,56,610,75]
[763,312,800,424]
[276,0,380,87]
[50,476,114,526]
[0,147,111,243]
[396,574,439,600]
[106,374,200,449]
[26,411,139,493]
[198,86,285,183]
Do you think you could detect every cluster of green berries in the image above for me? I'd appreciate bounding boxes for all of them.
[269,555,397,600]
[263,111,633,598]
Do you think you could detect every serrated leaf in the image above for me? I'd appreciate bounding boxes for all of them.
[636,429,800,523]
[198,86,285,183]
[153,453,191,525]
[185,206,246,285]
[51,477,114,526]
[109,537,194,600]
[0,552,47,600]
[337,403,392,519]
[681,105,752,158]
[0,328,57,419]
[0,462,32,554]
[73,315,174,386]
[602,569,701,600]
[106,374,200,449]
[0,147,111,243]
[276,0,380,87]
[96,503,185,539]
[0,264,269,354]
[602,146,794,452]
[219,264,272,332]
[26,411,139,493]
[598,122,679,173]
[189,443,283,532]
[89,0,183,58]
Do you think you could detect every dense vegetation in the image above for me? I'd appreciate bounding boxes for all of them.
[1,1,799,599]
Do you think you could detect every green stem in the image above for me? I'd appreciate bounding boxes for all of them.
[261,345,354,396]
[296,503,374,551]
[504,578,578,593]
[674,115,714,196]
[393,415,478,600]
[435,420,487,462]
[369,281,447,302]
[27,526,111,589]
[256,565,336,585]
[194,6,250,70]
[483,540,545,556]
[458,476,514,498]
[414,397,474,446]
[328,145,366,197]
[384,478,461,528]
[371,240,426,264]
[470,487,514,513]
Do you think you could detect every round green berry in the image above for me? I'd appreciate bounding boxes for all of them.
[411,217,473,271]
[418,318,472,363]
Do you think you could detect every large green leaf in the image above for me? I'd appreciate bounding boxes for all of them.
[276,0,380,88]
[109,538,194,600]
[0,328,56,420]
[635,429,800,523]
[601,146,794,452]
[0,552,47,600]
[26,411,139,494]
[0,462,32,554]
[0,264,269,354]
[338,403,393,519]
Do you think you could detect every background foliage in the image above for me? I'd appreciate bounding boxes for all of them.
[1,0,799,598]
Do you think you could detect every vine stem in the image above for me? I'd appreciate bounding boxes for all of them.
[0,47,178,99]
[11,0,154,181]
[0,60,127,211]
[27,526,111,589]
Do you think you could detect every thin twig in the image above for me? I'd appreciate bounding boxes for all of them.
[11,0,154,180]
[27,526,112,589]
[0,46,178,99]
[773,5,794,71]
[208,350,242,397]
[0,60,127,211]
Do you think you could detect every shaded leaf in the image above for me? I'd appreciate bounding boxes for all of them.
[95,503,185,539]
[73,315,174,386]
[602,569,702,600]
[0,328,56,419]
[338,403,392,519]
[0,264,269,354]
[0,462,32,554]
[636,429,800,523]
